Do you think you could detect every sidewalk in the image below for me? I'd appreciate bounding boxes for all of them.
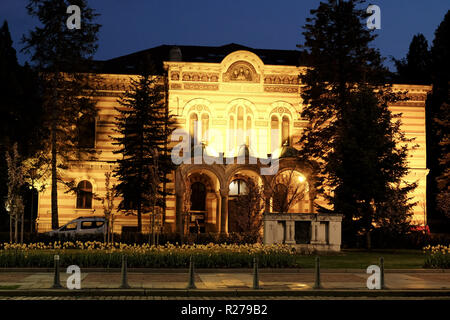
[0,269,449,291]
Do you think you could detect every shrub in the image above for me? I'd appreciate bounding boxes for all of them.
[0,242,298,268]
[423,244,450,268]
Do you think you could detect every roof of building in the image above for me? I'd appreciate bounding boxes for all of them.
[90,43,309,74]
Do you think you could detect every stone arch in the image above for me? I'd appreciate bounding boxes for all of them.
[266,160,316,213]
[269,101,297,120]
[224,164,268,189]
[220,50,265,83]
[73,176,98,194]
[182,98,212,118]
[177,164,226,194]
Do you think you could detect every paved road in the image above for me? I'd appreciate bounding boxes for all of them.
[1,270,449,290]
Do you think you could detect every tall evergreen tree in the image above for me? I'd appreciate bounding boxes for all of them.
[0,20,43,231]
[22,0,101,229]
[112,61,175,233]
[428,11,450,227]
[298,0,415,247]
[435,102,450,218]
[394,33,432,84]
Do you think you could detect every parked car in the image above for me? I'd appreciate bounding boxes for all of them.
[47,217,106,238]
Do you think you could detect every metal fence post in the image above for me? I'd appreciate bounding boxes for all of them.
[253,257,260,290]
[120,255,130,289]
[187,256,196,289]
[52,254,62,289]
[380,257,385,289]
[313,256,322,289]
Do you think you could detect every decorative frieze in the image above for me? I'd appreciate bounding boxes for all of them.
[184,83,219,91]
[407,93,428,101]
[170,83,182,90]
[181,72,219,82]
[264,75,299,85]
[264,85,299,94]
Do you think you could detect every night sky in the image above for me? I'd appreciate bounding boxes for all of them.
[1,0,449,70]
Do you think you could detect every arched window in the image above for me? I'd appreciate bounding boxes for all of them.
[189,113,198,146]
[271,115,280,152]
[282,116,290,146]
[228,105,254,154]
[246,116,252,146]
[229,179,248,196]
[201,113,209,143]
[76,180,93,209]
[228,115,235,153]
[236,107,244,147]
[78,115,96,148]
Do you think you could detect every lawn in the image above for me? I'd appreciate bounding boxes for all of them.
[296,249,426,269]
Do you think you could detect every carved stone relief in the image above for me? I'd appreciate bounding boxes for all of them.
[222,61,260,83]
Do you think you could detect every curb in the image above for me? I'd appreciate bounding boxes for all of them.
[0,289,449,297]
[0,268,448,273]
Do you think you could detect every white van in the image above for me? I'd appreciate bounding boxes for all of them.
[48,217,106,237]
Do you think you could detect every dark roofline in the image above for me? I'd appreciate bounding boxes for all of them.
[90,43,309,75]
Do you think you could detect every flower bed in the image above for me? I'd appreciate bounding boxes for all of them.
[423,245,450,268]
[0,242,298,268]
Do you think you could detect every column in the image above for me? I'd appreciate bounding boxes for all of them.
[215,192,221,233]
[220,188,229,234]
[175,193,184,235]
[285,220,296,244]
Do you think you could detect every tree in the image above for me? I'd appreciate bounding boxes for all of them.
[436,102,450,218]
[112,61,175,233]
[298,0,415,248]
[22,0,101,229]
[229,178,265,240]
[0,20,43,232]
[426,11,450,227]
[5,144,25,243]
[94,172,116,243]
[394,33,432,84]
[269,168,308,214]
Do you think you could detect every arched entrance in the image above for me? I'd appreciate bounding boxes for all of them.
[184,169,221,234]
[227,169,265,235]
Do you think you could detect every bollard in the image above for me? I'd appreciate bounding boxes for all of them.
[52,254,62,289]
[120,255,130,289]
[253,257,260,290]
[313,256,322,289]
[379,257,385,289]
[187,256,196,289]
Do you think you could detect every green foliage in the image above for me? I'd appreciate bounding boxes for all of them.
[423,245,450,268]
[112,61,175,232]
[0,21,43,231]
[425,10,450,227]
[298,0,415,247]
[394,33,432,84]
[22,0,101,229]
[0,243,298,268]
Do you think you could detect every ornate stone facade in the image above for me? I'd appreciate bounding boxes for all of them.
[36,48,431,244]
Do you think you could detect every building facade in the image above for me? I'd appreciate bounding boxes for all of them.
[36,44,431,237]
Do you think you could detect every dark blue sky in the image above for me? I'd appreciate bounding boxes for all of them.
[1,0,449,70]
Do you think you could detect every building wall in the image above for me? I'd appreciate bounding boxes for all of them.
[36,50,430,232]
